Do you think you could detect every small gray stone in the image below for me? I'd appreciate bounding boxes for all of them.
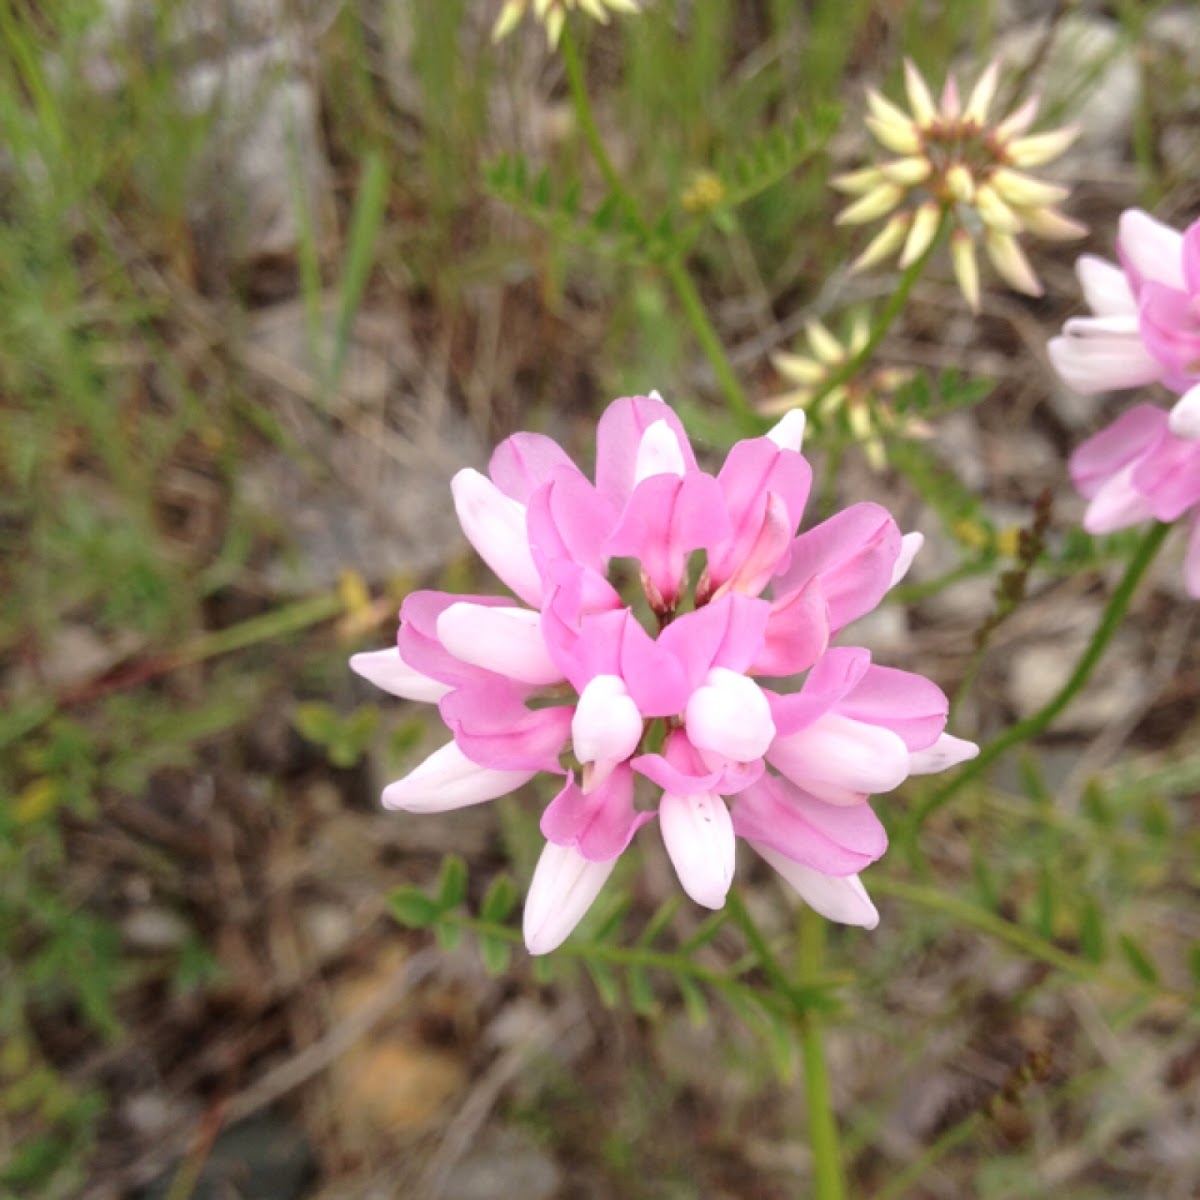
[439,1127,562,1200]
[121,907,192,954]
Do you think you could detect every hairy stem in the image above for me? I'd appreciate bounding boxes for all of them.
[799,908,846,1200]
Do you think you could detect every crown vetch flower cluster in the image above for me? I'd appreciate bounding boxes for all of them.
[837,59,1083,310]
[1049,209,1200,439]
[353,395,976,953]
[1049,209,1200,596]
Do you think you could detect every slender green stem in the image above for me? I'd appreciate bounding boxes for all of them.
[662,255,754,423]
[726,889,809,1012]
[798,908,846,1200]
[559,27,650,240]
[909,521,1170,829]
[559,26,752,422]
[809,208,952,412]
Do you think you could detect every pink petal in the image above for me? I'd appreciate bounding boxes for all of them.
[634,419,688,481]
[768,646,872,736]
[658,592,771,683]
[540,764,652,862]
[752,578,829,678]
[350,646,452,703]
[1186,511,1200,598]
[750,845,880,928]
[1083,465,1156,533]
[766,409,807,451]
[526,469,619,579]
[489,432,577,503]
[633,730,763,798]
[571,675,645,784]
[1183,219,1200,294]
[685,668,775,763]
[768,712,911,805]
[835,662,949,751]
[659,791,736,909]
[1132,425,1200,520]
[717,492,795,599]
[1168,383,1200,441]
[889,532,924,589]
[436,602,564,686]
[382,741,535,812]
[1047,328,1165,394]
[616,615,691,717]
[907,732,979,775]
[523,843,616,954]
[732,773,887,875]
[439,682,571,771]
[1118,209,1185,291]
[1069,405,1168,498]
[774,503,901,633]
[450,468,543,607]
[1139,282,1200,381]
[706,438,812,588]
[397,591,518,689]
[1076,254,1137,317]
[595,395,697,507]
[607,471,731,607]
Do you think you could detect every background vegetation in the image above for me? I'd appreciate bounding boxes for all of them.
[1,1,1197,1196]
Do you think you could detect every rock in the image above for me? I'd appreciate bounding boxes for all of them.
[1007,626,1140,731]
[181,41,335,269]
[439,1127,562,1200]
[121,907,192,954]
[298,901,355,960]
[36,623,144,691]
[236,298,484,594]
[136,1112,316,1200]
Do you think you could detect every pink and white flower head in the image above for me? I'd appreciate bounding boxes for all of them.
[1048,209,1200,438]
[352,394,977,953]
[1069,403,1200,596]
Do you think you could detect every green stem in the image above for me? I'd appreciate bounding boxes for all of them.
[726,889,810,1013]
[909,521,1170,829]
[559,26,752,423]
[810,208,951,412]
[798,908,846,1200]
[559,27,650,240]
[662,255,754,423]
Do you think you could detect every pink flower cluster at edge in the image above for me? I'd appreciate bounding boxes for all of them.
[352,394,978,953]
[1048,208,1200,595]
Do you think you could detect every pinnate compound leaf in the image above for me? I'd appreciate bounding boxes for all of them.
[389,888,441,928]
[437,855,469,910]
[481,874,518,923]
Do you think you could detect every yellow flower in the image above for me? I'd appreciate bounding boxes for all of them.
[835,59,1085,310]
[762,314,926,471]
[493,0,641,47]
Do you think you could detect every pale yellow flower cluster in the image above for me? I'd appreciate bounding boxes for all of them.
[763,315,924,471]
[493,0,640,47]
[836,60,1084,310]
